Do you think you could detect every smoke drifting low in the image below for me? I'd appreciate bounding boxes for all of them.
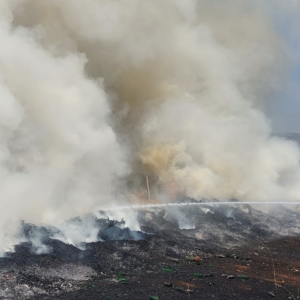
[0,0,300,252]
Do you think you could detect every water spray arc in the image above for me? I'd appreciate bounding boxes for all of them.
[101,201,300,212]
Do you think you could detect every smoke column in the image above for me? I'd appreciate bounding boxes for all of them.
[0,0,300,251]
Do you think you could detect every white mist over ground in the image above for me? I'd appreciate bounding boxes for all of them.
[0,0,300,252]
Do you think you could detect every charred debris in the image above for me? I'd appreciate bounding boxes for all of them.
[0,200,299,299]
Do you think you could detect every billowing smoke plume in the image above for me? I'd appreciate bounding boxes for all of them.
[0,0,300,252]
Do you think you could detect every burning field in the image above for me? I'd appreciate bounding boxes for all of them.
[0,0,300,299]
[1,201,300,299]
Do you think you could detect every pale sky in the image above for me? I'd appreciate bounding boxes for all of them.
[268,2,300,133]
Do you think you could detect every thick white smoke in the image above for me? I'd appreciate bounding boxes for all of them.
[0,0,300,252]
[0,4,128,251]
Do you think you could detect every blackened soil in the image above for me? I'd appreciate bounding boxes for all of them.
[43,237,300,300]
[0,204,300,299]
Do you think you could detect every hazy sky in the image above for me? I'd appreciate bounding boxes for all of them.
[268,2,300,133]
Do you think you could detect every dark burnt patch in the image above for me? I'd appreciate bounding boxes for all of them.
[0,203,299,299]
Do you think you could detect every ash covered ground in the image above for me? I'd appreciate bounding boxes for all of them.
[0,201,300,300]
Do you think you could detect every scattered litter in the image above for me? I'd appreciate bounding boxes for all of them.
[118,278,128,284]
[164,282,173,287]
[161,268,173,272]
[172,286,185,292]
[237,275,249,279]
[116,272,128,284]
[166,257,180,263]
[289,267,299,273]
[267,291,275,298]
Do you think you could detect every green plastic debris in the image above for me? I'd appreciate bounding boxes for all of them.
[116,271,128,283]
[237,275,249,279]
[149,296,159,300]
[161,268,173,272]
[118,278,128,284]
[194,273,203,278]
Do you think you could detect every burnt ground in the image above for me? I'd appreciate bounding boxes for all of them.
[0,201,300,299]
